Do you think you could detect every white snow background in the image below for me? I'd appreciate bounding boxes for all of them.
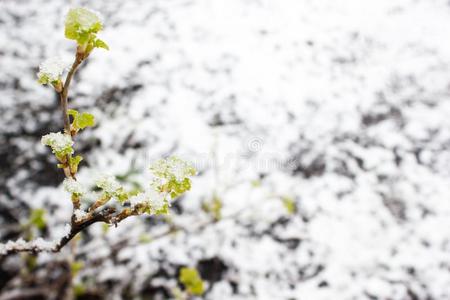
[1,0,450,299]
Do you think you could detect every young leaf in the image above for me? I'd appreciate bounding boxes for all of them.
[73,284,86,297]
[69,155,83,173]
[179,267,204,296]
[76,112,95,129]
[69,109,95,131]
[41,132,74,157]
[67,109,78,118]
[281,196,297,215]
[29,209,46,230]
[65,8,103,44]
[95,39,109,50]
[37,57,69,86]
[70,261,84,276]
[202,194,222,221]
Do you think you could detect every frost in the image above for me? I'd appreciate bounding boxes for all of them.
[37,56,69,85]
[65,7,103,34]
[95,174,121,194]
[41,132,74,156]
[63,178,85,195]
[74,209,87,222]
[65,7,108,50]
[0,238,55,255]
[149,157,196,199]
[128,192,147,208]
[62,224,72,237]
[146,188,166,211]
[129,187,166,214]
[6,0,450,298]
[150,156,196,183]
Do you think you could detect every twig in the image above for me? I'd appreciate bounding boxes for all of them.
[0,287,49,300]
[58,51,84,180]
[0,10,143,258]
[61,50,84,135]
[53,207,116,252]
[0,207,116,256]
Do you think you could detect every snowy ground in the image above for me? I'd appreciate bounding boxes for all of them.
[1,0,450,299]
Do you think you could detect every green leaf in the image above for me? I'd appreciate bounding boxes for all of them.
[202,194,222,220]
[73,284,86,297]
[167,178,192,199]
[29,209,46,230]
[65,8,103,45]
[69,110,95,131]
[91,22,103,33]
[282,196,297,215]
[76,112,95,129]
[70,261,84,276]
[95,39,109,50]
[38,74,50,85]
[179,267,204,296]
[77,31,90,44]
[67,109,78,118]
[115,188,130,204]
[154,202,170,215]
[69,155,83,173]
[64,25,78,40]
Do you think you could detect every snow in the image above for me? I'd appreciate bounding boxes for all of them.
[1,0,450,299]
[74,209,87,222]
[0,238,55,255]
[37,56,70,84]
[95,173,121,194]
[63,178,85,195]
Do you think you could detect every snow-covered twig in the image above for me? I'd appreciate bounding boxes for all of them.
[0,207,116,256]
[1,7,196,257]
[0,238,55,256]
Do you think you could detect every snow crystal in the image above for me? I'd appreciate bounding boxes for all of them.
[41,132,73,154]
[63,178,85,195]
[0,238,55,255]
[74,209,87,222]
[95,174,121,194]
[37,56,69,83]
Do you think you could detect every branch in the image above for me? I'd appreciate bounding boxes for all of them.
[0,207,115,256]
[0,238,55,256]
[57,51,84,180]
[60,50,84,136]
[0,288,49,300]
[53,206,115,252]
[0,8,148,258]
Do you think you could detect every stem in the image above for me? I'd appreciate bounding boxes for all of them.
[88,194,111,212]
[0,207,116,256]
[60,53,83,135]
[53,207,115,252]
[58,52,84,179]
[59,91,71,135]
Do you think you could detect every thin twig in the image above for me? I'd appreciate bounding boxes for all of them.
[0,207,116,256]
[53,207,115,252]
[60,51,83,135]
[58,51,84,179]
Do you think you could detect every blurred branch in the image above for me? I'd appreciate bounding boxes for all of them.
[0,287,49,300]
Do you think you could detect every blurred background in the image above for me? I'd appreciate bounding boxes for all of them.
[1,0,450,299]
